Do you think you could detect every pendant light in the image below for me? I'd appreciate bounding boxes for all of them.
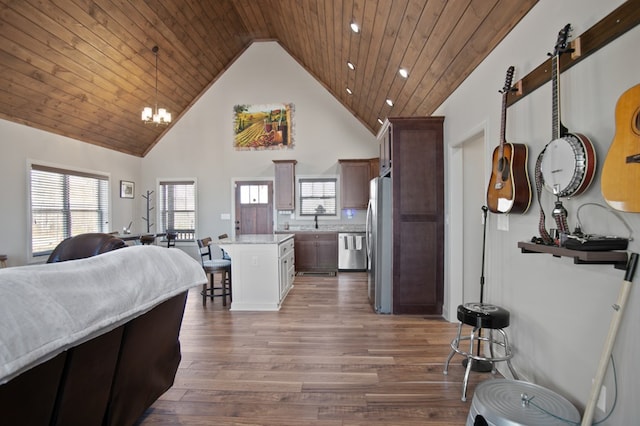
[141,46,171,125]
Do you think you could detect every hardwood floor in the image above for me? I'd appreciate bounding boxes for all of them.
[138,272,495,425]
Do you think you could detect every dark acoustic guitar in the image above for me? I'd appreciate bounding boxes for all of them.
[486,66,532,214]
[601,83,640,212]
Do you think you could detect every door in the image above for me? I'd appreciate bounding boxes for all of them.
[462,133,486,303]
[234,181,274,235]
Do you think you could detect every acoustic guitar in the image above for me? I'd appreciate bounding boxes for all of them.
[486,66,532,214]
[601,83,640,212]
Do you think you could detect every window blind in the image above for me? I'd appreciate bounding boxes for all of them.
[159,180,196,240]
[30,164,109,256]
[299,178,337,216]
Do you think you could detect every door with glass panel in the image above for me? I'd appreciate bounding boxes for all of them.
[234,181,273,235]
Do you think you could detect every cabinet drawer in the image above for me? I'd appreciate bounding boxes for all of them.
[279,238,294,257]
[294,232,337,241]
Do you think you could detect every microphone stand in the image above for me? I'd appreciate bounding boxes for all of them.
[462,205,493,372]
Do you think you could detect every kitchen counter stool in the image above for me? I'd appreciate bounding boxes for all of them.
[443,302,518,401]
[197,237,232,307]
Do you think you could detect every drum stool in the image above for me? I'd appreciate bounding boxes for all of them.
[443,303,519,401]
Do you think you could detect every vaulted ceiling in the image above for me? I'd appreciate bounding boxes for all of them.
[0,0,537,157]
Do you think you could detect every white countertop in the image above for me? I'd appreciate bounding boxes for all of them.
[219,234,294,245]
[277,224,365,232]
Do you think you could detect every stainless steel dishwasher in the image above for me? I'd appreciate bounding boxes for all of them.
[338,232,367,271]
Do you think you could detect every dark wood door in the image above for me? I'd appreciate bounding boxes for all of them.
[387,117,444,315]
[234,181,273,235]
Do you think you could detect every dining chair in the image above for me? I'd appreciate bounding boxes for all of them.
[197,237,232,307]
[166,231,177,248]
[139,235,155,245]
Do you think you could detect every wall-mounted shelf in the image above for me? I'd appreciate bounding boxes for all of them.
[518,241,628,269]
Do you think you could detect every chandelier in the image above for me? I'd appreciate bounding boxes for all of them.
[141,46,171,125]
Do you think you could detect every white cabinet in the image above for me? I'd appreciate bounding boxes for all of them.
[219,234,295,311]
[279,237,295,301]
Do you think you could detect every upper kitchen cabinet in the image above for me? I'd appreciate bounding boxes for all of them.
[273,160,296,210]
[369,158,380,180]
[378,121,392,176]
[339,159,371,210]
[383,117,444,315]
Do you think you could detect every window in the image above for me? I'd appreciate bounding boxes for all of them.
[30,164,109,257]
[240,184,269,204]
[159,180,196,241]
[299,178,337,216]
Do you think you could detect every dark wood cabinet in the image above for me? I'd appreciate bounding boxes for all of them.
[379,124,392,176]
[294,232,338,272]
[339,160,370,210]
[339,158,379,210]
[369,157,380,180]
[382,117,444,315]
[273,160,296,210]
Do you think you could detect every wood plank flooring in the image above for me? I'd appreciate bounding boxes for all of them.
[138,272,497,425]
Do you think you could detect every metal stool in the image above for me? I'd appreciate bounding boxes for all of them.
[443,303,519,401]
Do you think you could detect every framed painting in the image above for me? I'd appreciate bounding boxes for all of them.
[120,180,135,198]
[233,103,294,150]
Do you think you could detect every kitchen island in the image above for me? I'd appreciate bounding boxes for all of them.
[218,234,295,311]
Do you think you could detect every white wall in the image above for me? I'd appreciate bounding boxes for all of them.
[436,0,639,423]
[0,120,141,266]
[141,41,378,240]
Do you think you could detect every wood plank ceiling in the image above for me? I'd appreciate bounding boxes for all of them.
[0,0,537,157]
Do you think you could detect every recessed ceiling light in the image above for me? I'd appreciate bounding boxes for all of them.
[386,99,394,107]
[399,68,409,78]
[377,118,384,125]
[350,22,360,33]
[346,87,353,95]
[347,61,355,70]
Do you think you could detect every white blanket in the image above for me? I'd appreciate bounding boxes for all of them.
[0,245,207,384]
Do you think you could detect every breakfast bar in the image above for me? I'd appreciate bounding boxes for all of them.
[218,234,295,311]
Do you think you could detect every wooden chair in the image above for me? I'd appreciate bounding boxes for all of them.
[166,231,177,248]
[197,237,232,307]
[139,235,155,245]
[218,234,231,259]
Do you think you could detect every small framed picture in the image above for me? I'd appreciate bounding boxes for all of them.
[120,180,134,199]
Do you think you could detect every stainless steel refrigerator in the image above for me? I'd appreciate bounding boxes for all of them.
[366,176,392,313]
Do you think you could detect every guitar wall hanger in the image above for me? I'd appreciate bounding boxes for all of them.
[506,0,640,108]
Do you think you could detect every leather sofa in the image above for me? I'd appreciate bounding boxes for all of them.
[0,233,201,425]
[46,232,127,263]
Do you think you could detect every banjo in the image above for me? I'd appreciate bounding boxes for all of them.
[539,24,596,198]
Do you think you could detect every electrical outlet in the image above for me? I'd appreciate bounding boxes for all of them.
[597,385,606,412]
